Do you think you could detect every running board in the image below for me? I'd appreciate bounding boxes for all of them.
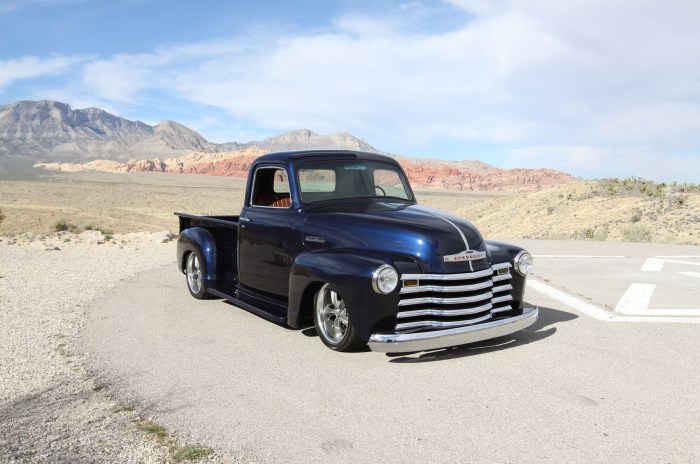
[208,288,288,325]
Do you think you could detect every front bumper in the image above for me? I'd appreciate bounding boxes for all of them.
[367,307,539,353]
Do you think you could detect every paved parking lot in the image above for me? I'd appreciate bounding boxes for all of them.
[85,240,700,463]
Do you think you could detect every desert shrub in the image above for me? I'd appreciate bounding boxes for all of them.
[597,177,698,199]
[85,224,113,239]
[53,219,80,233]
[622,224,653,242]
[0,208,5,224]
[595,225,610,241]
[631,212,642,223]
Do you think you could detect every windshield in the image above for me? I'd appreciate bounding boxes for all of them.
[298,160,414,204]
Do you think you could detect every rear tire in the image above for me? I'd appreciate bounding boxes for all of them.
[313,283,366,352]
[185,250,211,299]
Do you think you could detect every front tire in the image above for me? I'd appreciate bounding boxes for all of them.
[185,250,210,299]
[313,283,366,352]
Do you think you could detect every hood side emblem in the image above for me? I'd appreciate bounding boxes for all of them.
[305,235,326,243]
[444,250,487,263]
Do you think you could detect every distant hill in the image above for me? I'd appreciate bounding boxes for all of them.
[247,128,379,153]
[0,100,383,162]
[0,100,218,162]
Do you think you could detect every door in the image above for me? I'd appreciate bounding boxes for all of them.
[238,166,294,297]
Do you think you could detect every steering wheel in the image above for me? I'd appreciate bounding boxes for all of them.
[375,186,386,196]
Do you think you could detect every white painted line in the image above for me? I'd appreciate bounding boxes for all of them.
[641,258,664,272]
[679,271,700,279]
[609,316,700,324]
[654,256,700,258]
[526,280,614,321]
[534,255,626,258]
[615,284,700,316]
[527,280,700,323]
[659,259,700,267]
[615,284,656,314]
[626,308,700,316]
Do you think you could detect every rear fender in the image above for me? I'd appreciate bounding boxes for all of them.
[177,227,218,288]
[288,251,401,341]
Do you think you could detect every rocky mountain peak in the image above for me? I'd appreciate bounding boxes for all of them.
[249,129,379,153]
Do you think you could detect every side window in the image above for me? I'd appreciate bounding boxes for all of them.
[251,167,291,208]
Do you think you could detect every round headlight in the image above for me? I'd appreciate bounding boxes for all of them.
[514,251,533,276]
[372,265,399,294]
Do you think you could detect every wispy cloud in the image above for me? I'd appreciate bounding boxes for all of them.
[0,0,87,14]
[0,54,87,89]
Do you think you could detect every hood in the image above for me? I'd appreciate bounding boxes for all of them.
[302,201,489,273]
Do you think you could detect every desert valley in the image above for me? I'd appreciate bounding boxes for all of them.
[1,100,698,245]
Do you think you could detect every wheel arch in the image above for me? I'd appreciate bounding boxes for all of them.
[176,227,218,287]
[287,250,401,341]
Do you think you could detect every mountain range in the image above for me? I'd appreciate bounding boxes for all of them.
[1,100,575,192]
[0,100,383,162]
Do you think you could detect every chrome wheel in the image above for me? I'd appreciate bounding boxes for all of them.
[186,252,203,296]
[315,284,348,343]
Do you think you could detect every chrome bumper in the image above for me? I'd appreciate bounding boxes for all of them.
[368,307,539,353]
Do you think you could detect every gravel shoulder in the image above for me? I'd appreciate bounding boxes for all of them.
[0,231,221,463]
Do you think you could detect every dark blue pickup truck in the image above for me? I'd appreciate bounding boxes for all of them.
[176,150,538,353]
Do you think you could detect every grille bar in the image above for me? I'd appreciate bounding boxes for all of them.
[397,302,493,319]
[398,291,493,307]
[401,268,494,282]
[396,313,493,331]
[399,280,492,294]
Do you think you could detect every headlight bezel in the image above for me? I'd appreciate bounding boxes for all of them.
[514,250,533,276]
[372,264,399,294]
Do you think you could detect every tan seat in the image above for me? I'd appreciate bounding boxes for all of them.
[269,197,291,208]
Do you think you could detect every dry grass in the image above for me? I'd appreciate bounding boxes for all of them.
[457,180,699,245]
[1,169,698,245]
[0,170,247,235]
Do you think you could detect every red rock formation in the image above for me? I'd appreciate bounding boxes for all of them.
[35,148,575,193]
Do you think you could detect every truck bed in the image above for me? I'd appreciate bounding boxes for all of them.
[175,212,239,231]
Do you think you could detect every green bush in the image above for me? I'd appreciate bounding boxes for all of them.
[138,420,167,439]
[173,445,213,462]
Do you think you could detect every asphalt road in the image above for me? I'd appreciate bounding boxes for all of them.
[85,241,700,463]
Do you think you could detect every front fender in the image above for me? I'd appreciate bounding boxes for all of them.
[486,240,528,311]
[288,250,402,341]
[177,227,218,288]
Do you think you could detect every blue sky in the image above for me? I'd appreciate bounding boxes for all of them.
[1,0,699,182]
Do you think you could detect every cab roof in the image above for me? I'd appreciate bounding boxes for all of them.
[251,150,400,168]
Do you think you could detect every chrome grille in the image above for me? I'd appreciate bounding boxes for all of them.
[396,263,514,333]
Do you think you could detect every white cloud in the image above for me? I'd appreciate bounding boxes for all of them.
[0,0,87,14]
[80,53,171,103]
[0,54,86,89]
